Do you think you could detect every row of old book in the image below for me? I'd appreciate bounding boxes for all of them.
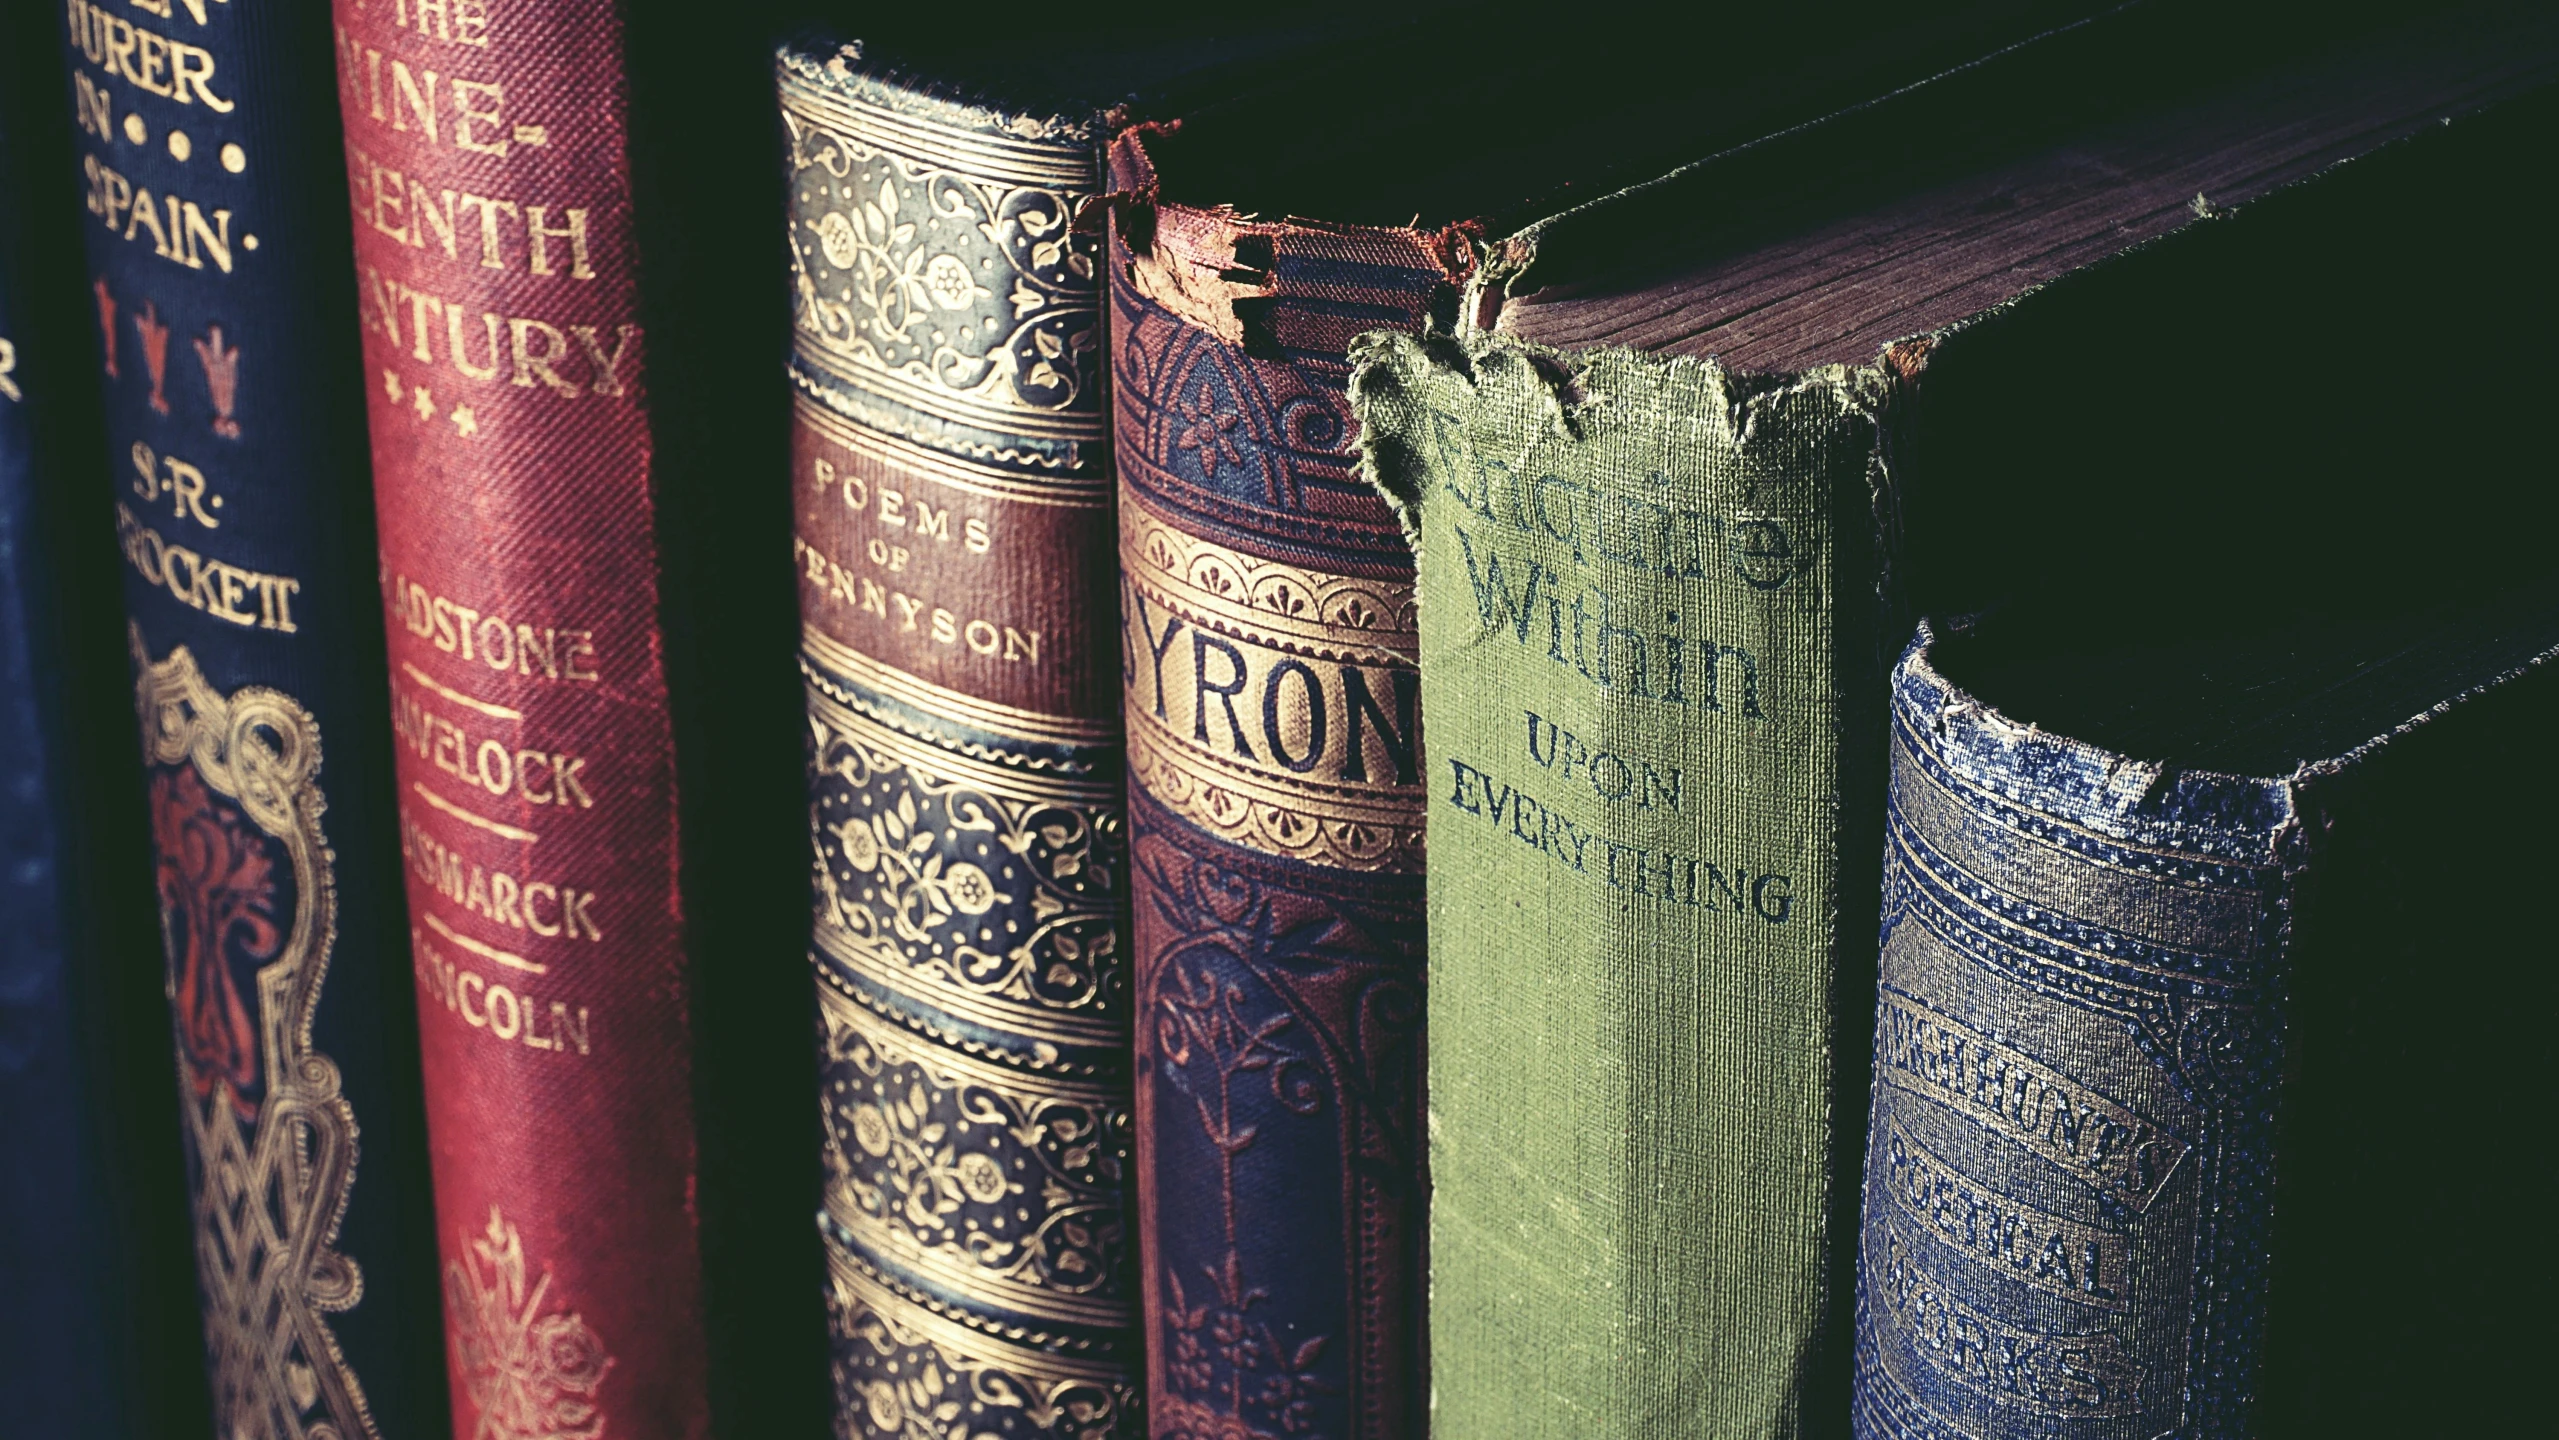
[3,1,2548,1438]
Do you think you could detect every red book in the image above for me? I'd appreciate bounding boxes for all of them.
[331,4,710,1435]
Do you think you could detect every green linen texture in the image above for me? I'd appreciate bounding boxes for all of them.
[1352,330,1886,1439]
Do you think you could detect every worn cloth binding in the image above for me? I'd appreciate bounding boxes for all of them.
[333,1,714,1435]
[1110,125,1465,1440]
[1351,329,1895,1440]
[1855,627,2299,1440]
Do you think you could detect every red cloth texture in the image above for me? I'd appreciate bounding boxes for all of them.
[333,3,710,1437]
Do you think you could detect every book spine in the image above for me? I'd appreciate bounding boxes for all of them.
[776,48,1143,1438]
[1852,628,2294,1440]
[0,46,122,1434]
[327,4,710,1437]
[57,4,450,1437]
[1351,327,1889,1438]
[1108,130,1459,1440]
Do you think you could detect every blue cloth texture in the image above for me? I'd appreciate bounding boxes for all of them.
[1852,625,2294,1440]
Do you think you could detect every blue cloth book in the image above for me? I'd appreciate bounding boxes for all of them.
[1851,73,2559,1437]
[55,2,446,1435]
[1861,596,2559,1437]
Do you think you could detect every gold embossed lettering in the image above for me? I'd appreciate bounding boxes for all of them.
[451,78,509,155]
[81,158,227,271]
[395,0,492,47]
[386,574,602,683]
[390,59,439,140]
[413,933,594,1057]
[399,814,607,945]
[507,317,577,396]
[525,207,593,280]
[69,3,231,110]
[115,504,298,630]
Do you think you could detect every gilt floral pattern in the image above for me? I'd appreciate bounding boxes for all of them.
[784,51,1136,1440]
[819,993,1131,1303]
[785,106,1096,418]
[809,704,1125,1023]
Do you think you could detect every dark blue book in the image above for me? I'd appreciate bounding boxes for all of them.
[0,39,125,1440]
[2,0,217,1429]
[55,2,446,1436]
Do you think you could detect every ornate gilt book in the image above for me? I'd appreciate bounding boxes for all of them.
[1107,130,1452,1440]
[1346,6,2559,1436]
[775,27,1377,1439]
[783,41,1135,1440]
[56,0,448,1435]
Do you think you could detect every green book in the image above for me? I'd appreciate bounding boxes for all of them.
[1348,6,2559,1435]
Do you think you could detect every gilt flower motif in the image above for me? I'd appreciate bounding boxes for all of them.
[834,815,879,872]
[532,1314,611,1391]
[943,861,998,915]
[954,1152,1008,1203]
[815,210,859,269]
[851,1103,892,1157]
[862,1378,903,1432]
[923,253,980,310]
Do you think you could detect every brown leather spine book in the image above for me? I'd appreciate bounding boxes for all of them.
[330,3,711,1436]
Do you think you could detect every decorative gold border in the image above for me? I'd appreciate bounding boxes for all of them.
[792,332,1105,446]
[822,1240,1141,1440]
[778,72,1092,190]
[826,1241,1123,1372]
[817,986,1134,1332]
[1119,495,1418,659]
[795,391,1109,508]
[133,626,378,1440]
[802,625,1116,749]
[807,681,1125,1051]
[1118,496,1425,872]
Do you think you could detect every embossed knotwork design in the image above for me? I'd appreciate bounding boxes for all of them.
[783,92,1098,435]
[133,628,376,1440]
[445,1208,613,1440]
[819,988,1133,1323]
[808,688,1126,1042]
